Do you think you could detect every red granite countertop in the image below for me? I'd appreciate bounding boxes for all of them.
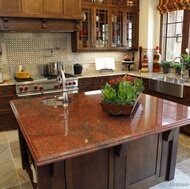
[10,91,190,166]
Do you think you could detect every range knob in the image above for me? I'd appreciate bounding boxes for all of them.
[73,81,76,85]
[68,82,72,86]
[39,85,44,90]
[59,83,63,87]
[19,86,24,91]
[54,84,59,89]
[24,86,29,91]
[34,85,38,90]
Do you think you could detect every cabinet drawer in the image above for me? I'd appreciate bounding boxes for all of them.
[0,85,16,96]
[0,111,18,131]
[94,77,108,85]
[0,95,15,111]
[78,78,93,86]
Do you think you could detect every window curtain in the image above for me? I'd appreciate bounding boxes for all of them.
[158,0,190,14]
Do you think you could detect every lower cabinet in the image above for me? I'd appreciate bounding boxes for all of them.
[0,85,18,131]
[78,75,125,92]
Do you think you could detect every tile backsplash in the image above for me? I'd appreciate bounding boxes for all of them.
[0,32,137,79]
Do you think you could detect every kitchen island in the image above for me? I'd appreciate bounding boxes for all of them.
[10,91,190,189]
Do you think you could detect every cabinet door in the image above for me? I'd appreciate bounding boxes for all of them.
[125,10,139,50]
[94,7,109,49]
[79,7,93,49]
[44,0,63,16]
[0,0,21,14]
[22,0,43,15]
[110,9,124,49]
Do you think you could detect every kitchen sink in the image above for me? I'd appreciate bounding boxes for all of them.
[42,97,73,107]
[149,76,184,98]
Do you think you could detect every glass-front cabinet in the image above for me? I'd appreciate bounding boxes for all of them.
[71,0,139,52]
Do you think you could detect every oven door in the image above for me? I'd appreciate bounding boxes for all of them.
[16,87,78,99]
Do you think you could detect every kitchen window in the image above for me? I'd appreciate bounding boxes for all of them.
[160,10,190,60]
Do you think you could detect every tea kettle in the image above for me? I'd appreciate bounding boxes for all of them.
[0,67,3,83]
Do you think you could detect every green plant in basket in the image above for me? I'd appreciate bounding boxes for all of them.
[160,61,172,68]
[101,75,144,106]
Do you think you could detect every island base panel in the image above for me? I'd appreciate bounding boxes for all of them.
[19,128,179,189]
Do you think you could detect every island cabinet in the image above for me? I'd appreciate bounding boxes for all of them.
[10,93,190,189]
[0,0,83,31]
[18,127,179,189]
[71,0,139,52]
[0,85,18,131]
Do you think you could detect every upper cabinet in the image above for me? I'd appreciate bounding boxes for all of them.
[0,0,83,31]
[71,0,139,52]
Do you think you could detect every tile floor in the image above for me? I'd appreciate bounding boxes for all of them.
[0,130,190,189]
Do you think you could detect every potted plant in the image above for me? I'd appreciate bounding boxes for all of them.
[160,61,171,74]
[73,63,83,75]
[171,62,182,75]
[100,75,144,115]
[181,53,190,77]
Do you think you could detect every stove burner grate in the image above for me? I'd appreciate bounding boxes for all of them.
[14,77,33,82]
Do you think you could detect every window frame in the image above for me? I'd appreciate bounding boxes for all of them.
[160,10,190,60]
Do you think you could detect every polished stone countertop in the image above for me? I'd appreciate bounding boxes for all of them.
[0,79,15,86]
[80,70,190,86]
[10,91,190,166]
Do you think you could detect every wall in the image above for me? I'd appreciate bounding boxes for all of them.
[0,1,161,79]
[0,32,128,80]
[139,0,161,72]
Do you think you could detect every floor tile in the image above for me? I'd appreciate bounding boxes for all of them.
[176,158,190,177]
[14,157,22,170]
[0,131,8,144]
[0,143,12,161]
[0,160,19,189]
[17,168,30,185]
[6,185,21,189]
[10,141,21,159]
[21,181,33,189]
[176,143,190,164]
[151,169,190,189]
[178,133,190,150]
[7,130,19,143]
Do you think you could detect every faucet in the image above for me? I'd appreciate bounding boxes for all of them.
[56,69,69,107]
[173,56,185,78]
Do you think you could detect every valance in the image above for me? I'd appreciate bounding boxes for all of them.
[158,0,190,14]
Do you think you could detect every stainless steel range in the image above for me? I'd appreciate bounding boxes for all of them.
[10,64,78,99]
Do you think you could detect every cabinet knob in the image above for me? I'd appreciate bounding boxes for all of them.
[3,88,6,92]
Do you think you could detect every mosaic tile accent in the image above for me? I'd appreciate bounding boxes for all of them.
[0,32,131,78]
[4,33,69,66]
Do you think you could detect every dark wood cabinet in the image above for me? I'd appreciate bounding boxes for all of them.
[78,78,94,92]
[0,0,83,31]
[94,77,108,90]
[0,85,18,131]
[72,0,139,52]
[78,74,125,92]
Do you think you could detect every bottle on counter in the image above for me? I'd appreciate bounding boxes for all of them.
[141,50,149,72]
[0,67,3,83]
[153,46,161,72]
